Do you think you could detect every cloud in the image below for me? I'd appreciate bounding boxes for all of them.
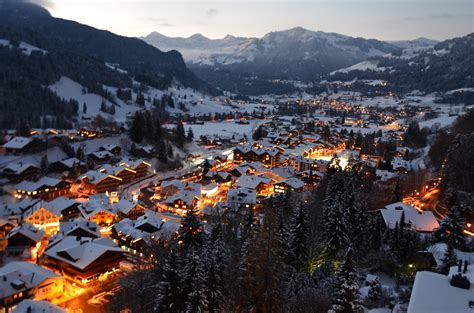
[429,13,455,19]
[147,17,174,28]
[205,8,218,18]
[404,13,456,21]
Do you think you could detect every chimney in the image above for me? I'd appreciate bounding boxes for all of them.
[458,260,463,273]
[464,260,469,274]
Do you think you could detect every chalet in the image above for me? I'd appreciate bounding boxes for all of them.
[290,155,319,172]
[54,218,100,239]
[112,212,177,254]
[273,177,305,193]
[226,188,257,210]
[2,137,42,154]
[43,236,125,286]
[0,262,63,311]
[99,144,122,155]
[6,223,45,257]
[133,145,154,158]
[408,265,474,313]
[23,202,61,235]
[50,157,86,173]
[80,170,122,194]
[236,175,273,196]
[78,128,97,138]
[79,202,117,227]
[87,150,114,163]
[164,191,199,215]
[1,162,41,182]
[115,199,145,220]
[380,202,439,234]
[46,197,81,221]
[118,158,151,178]
[98,165,135,184]
[0,219,16,251]
[233,146,281,167]
[15,177,71,200]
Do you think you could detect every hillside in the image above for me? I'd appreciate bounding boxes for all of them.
[143,27,400,95]
[0,0,221,129]
[328,33,474,93]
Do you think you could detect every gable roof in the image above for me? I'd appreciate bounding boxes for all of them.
[380,202,439,232]
[44,236,124,270]
[3,137,33,150]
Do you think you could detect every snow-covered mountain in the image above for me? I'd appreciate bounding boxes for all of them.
[143,27,400,92]
[328,33,474,93]
[388,37,438,50]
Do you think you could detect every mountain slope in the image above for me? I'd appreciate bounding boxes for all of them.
[143,27,401,95]
[328,33,474,93]
[0,0,218,95]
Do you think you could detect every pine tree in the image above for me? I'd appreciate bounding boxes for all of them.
[82,102,87,114]
[157,248,183,312]
[76,147,86,161]
[290,204,309,271]
[175,120,186,147]
[182,249,208,312]
[434,205,466,249]
[100,99,107,112]
[157,139,167,163]
[392,180,403,203]
[321,173,349,259]
[109,104,116,115]
[177,207,205,250]
[187,128,194,141]
[205,224,227,312]
[130,111,144,143]
[440,241,458,275]
[367,278,382,304]
[329,248,363,313]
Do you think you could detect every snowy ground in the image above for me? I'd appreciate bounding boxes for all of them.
[163,119,269,138]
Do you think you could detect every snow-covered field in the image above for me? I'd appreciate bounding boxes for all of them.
[0,39,47,56]
[49,76,142,123]
[164,120,268,138]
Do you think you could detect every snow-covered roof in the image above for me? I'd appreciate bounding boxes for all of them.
[7,223,45,243]
[12,299,66,313]
[226,188,257,206]
[0,261,60,299]
[15,177,65,192]
[236,175,271,190]
[3,137,32,150]
[56,218,100,239]
[44,236,124,270]
[57,157,85,169]
[274,177,304,189]
[428,243,474,267]
[1,162,39,175]
[115,199,138,215]
[380,202,439,232]
[408,271,474,313]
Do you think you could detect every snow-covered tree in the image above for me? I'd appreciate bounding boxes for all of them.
[321,173,349,259]
[182,249,208,313]
[329,248,363,313]
[434,205,466,249]
[177,207,205,250]
[290,204,309,270]
[367,278,382,303]
[440,242,458,275]
[156,248,183,312]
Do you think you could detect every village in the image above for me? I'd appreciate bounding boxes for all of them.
[0,91,472,313]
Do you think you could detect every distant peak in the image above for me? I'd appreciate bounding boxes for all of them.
[223,34,236,40]
[189,33,209,41]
